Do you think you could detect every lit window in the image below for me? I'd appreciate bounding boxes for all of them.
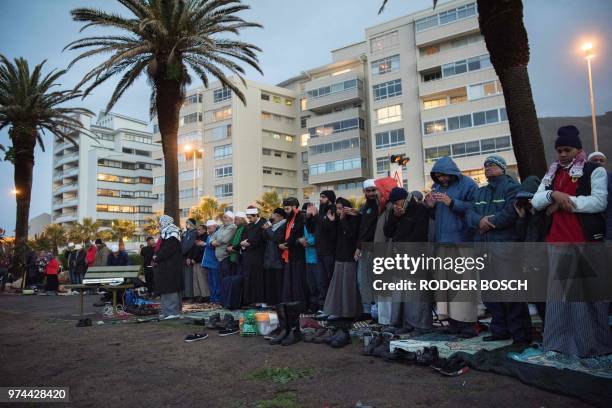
[375,105,402,125]
[213,107,231,121]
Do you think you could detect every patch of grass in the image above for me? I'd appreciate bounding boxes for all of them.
[250,367,314,384]
[255,392,301,408]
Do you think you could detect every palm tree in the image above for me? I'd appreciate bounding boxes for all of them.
[66,222,85,244]
[110,220,138,250]
[96,229,113,243]
[379,0,547,179]
[256,191,281,219]
[43,224,67,256]
[0,55,92,277]
[190,196,228,222]
[80,217,101,243]
[28,233,52,253]
[346,196,366,210]
[143,215,161,236]
[66,0,263,222]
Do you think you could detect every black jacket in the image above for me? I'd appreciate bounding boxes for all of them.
[285,210,305,262]
[192,233,207,263]
[306,210,337,257]
[335,214,360,262]
[357,198,379,249]
[264,222,286,270]
[75,249,87,275]
[154,237,184,294]
[516,211,548,242]
[140,245,155,268]
[384,198,429,242]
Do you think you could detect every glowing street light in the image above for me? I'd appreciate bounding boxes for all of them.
[581,41,598,150]
[183,144,203,201]
[10,188,19,195]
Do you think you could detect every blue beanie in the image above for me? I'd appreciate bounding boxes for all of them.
[389,187,408,202]
[484,154,507,173]
[555,125,582,149]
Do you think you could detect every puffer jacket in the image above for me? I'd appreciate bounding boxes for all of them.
[466,174,520,242]
[430,157,478,243]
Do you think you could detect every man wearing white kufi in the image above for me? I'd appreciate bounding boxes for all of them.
[241,206,267,305]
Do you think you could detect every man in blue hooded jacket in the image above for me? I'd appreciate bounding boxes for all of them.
[425,156,478,336]
[465,155,532,344]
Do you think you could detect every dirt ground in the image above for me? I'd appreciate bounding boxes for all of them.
[0,294,591,408]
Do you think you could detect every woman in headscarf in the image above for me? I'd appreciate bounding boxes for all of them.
[153,215,184,319]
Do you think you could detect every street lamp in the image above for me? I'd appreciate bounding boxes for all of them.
[183,145,204,202]
[581,42,598,151]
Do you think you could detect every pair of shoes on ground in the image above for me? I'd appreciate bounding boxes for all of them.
[431,353,470,376]
[184,333,209,342]
[268,302,303,346]
[205,312,240,335]
[362,332,393,357]
[304,327,351,348]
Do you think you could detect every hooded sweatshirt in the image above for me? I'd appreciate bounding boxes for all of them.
[430,157,478,243]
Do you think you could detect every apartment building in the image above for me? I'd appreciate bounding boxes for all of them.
[366,0,515,187]
[279,44,371,202]
[51,112,161,245]
[151,0,515,217]
[152,79,301,220]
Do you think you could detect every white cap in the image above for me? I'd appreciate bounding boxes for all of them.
[68,242,75,248]
[235,211,247,219]
[588,151,606,161]
[205,220,218,227]
[246,207,259,215]
[75,244,83,250]
[363,179,376,189]
[224,211,235,219]
[110,244,119,252]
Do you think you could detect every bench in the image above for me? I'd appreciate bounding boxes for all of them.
[65,265,141,319]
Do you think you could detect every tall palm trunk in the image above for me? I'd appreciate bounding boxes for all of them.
[10,126,35,285]
[155,76,183,223]
[478,0,547,179]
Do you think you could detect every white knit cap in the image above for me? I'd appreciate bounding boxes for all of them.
[588,151,606,161]
[205,220,218,227]
[224,211,235,219]
[363,179,376,189]
[68,242,75,248]
[246,207,259,215]
[110,244,119,252]
[235,211,247,219]
[75,244,83,250]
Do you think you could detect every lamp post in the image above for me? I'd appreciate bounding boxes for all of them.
[183,145,204,203]
[581,42,598,151]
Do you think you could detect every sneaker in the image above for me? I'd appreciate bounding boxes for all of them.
[330,329,350,348]
[302,328,318,343]
[219,322,240,336]
[314,312,329,321]
[417,346,439,366]
[362,333,383,356]
[440,357,470,376]
[310,328,331,344]
[185,333,209,343]
[206,313,221,329]
[371,335,392,357]
[163,315,180,320]
[216,313,235,330]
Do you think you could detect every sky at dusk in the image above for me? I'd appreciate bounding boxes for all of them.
[0,0,611,232]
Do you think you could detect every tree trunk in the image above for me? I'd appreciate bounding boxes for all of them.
[10,127,36,286]
[477,0,547,179]
[155,77,183,223]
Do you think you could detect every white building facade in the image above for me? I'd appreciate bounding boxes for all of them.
[51,112,161,245]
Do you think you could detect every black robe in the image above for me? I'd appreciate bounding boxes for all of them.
[241,217,267,305]
[154,237,184,294]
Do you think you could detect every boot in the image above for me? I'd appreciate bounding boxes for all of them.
[281,301,303,346]
[268,303,289,345]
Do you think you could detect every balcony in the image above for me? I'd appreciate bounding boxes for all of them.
[306,107,366,129]
[417,41,487,72]
[52,198,78,210]
[54,212,78,223]
[419,68,498,97]
[415,15,479,47]
[56,152,79,167]
[54,182,79,194]
[304,72,365,113]
[308,167,367,186]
